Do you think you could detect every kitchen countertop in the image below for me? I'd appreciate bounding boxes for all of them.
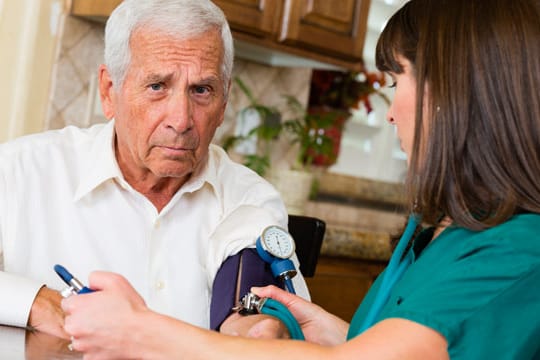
[320,225,392,261]
[303,173,407,262]
[316,171,406,208]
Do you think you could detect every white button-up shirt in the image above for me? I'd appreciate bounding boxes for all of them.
[0,121,308,328]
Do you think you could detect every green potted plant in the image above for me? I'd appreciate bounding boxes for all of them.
[281,95,335,170]
[265,95,336,215]
[223,78,334,175]
[223,77,335,214]
[222,77,282,176]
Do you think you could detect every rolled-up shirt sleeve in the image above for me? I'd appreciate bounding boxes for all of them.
[0,155,44,328]
[0,272,43,327]
[207,203,310,301]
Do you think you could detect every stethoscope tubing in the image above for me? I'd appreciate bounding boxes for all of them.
[261,298,305,340]
[357,214,419,333]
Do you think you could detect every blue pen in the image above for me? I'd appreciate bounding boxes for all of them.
[54,264,94,296]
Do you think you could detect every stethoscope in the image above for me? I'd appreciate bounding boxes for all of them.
[240,215,419,340]
[234,292,305,340]
[349,214,419,337]
[234,226,304,339]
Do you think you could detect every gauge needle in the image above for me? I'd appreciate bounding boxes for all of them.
[275,235,283,251]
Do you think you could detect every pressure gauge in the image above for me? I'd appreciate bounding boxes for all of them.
[255,225,298,294]
[258,225,295,259]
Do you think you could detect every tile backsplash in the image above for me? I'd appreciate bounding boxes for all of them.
[45,15,405,183]
[45,15,312,148]
[46,16,105,130]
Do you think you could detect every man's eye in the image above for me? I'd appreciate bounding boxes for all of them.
[193,86,210,95]
[150,83,163,91]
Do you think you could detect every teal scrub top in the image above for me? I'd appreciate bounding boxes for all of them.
[348,213,540,359]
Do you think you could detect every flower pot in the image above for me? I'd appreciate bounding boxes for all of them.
[305,106,348,167]
[267,168,314,215]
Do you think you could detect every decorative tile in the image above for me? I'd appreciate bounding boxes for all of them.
[44,16,407,264]
[68,25,104,80]
[51,56,84,111]
[61,16,92,50]
[47,22,314,137]
[46,104,64,130]
[219,58,312,144]
[61,90,91,128]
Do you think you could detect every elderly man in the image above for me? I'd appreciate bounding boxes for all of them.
[0,0,308,339]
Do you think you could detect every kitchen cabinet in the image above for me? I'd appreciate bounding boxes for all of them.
[305,256,386,322]
[70,0,122,21]
[282,0,370,62]
[211,0,283,37]
[214,0,370,70]
[70,0,371,71]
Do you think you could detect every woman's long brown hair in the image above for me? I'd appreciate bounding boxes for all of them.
[377,0,540,230]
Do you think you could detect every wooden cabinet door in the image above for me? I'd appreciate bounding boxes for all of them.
[71,0,122,18]
[212,0,283,37]
[305,256,385,322]
[279,0,371,61]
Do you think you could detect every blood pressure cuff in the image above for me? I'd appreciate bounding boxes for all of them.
[210,248,283,330]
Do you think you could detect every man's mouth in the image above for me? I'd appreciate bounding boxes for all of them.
[162,145,187,151]
[156,145,193,157]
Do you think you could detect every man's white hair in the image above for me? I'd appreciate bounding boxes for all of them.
[104,0,234,97]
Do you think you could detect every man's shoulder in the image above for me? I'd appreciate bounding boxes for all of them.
[208,144,256,176]
[0,123,108,163]
[207,145,273,187]
[206,144,282,202]
[0,123,112,186]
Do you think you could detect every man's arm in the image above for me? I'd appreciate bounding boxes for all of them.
[0,272,67,338]
[210,248,282,330]
[0,149,68,338]
[211,248,311,339]
[27,286,69,339]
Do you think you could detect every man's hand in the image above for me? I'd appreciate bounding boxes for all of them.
[219,312,290,339]
[25,329,78,358]
[27,286,69,339]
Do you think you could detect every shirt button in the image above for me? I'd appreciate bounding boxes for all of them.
[154,219,161,228]
[156,281,165,290]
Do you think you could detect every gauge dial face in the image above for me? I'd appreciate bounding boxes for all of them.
[261,226,295,259]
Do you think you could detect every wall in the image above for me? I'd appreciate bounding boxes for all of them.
[329,89,407,183]
[0,0,65,142]
[0,0,407,185]
[44,14,405,184]
[45,16,313,148]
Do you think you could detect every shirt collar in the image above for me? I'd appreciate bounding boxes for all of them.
[170,145,221,199]
[73,120,123,202]
[73,120,221,202]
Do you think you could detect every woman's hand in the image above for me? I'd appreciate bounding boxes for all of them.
[61,271,149,358]
[252,285,349,346]
[220,312,290,339]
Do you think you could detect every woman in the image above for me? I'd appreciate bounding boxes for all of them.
[62,0,540,358]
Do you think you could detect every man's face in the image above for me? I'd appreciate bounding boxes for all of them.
[101,27,227,184]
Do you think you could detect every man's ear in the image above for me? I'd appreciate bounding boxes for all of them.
[98,64,116,119]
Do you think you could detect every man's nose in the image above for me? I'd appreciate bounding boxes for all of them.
[165,92,193,133]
